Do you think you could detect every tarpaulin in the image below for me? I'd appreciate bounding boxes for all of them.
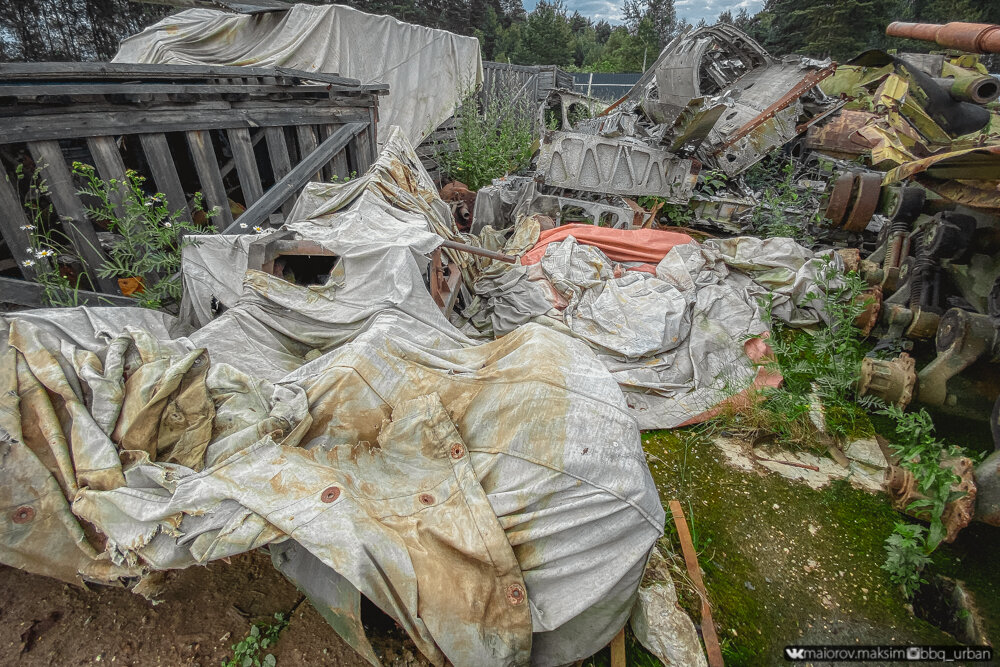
[477,231,841,429]
[519,223,694,267]
[113,4,483,145]
[1,129,665,667]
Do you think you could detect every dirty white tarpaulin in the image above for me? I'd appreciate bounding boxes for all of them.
[1,131,665,667]
[113,3,483,144]
[473,225,842,429]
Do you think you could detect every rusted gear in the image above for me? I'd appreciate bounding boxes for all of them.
[854,285,883,336]
[858,353,916,409]
[824,171,856,227]
[835,248,861,273]
[843,172,883,232]
[885,457,977,542]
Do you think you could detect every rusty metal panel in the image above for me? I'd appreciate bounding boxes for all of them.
[537,130,698,201]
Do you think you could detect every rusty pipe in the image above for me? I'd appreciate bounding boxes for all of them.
[887,21,1000,54]
[933,75,1000,104]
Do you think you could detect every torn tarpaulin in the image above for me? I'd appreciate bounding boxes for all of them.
[471,227,843,429]
[1,128,665,667]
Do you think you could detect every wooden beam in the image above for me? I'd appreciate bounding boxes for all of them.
[0,82,334,97]
[0,107,373,144]
[294,125,323,184]
[86,136,130,221]
[264,126,294,217]
[317,125,336,182]
[227,127,264,206]
[186,130,233,230]
[223,122,364,233]
[0,276,133,307]
[139,133,192,222]
[0,171,37,280]
[0,62,385,92]
[669,500,724,667]
[27,141,117,293]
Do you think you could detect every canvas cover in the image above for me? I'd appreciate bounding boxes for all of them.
[113,3,483,144]
[0,128,664,667]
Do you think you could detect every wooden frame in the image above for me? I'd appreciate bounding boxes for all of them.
[0,62,384,303]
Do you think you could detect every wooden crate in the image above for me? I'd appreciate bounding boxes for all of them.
[0,62,384,300]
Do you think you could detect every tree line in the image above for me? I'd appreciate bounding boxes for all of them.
[1,0,999,70]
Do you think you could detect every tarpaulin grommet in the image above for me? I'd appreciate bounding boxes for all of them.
[418,493,434,505]
[320,487,341,503]
[505,583,526,605]
[449,443,465,459]
[12,506,35,524]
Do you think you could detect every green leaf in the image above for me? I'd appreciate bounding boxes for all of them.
[263,654,277,667]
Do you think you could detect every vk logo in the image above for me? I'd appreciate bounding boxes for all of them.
[785,647,807,660]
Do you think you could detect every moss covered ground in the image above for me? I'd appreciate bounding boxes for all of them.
[640,428,969,666]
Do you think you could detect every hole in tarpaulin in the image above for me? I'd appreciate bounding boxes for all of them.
[273,255,340,286]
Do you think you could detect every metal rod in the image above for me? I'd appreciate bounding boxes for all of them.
[439,239,517,263]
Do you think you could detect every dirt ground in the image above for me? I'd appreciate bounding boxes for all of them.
[0,550,368,666]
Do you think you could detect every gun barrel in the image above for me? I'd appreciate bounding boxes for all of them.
[887,21,1000,54]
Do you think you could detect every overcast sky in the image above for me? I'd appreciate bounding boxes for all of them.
[522,0,765,25]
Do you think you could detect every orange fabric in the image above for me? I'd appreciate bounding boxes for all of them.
[519,224,694,266]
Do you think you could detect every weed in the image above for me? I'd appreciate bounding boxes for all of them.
[747,160,813,243]
[728,256,875,448]
[329,171,357,183]
[878,405,974,598]
[73,162,217,310]
[883,522,932,599]
[15,164,89,307]
[222,613,288,667]
[436,90,535,191]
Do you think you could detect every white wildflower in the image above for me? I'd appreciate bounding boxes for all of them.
[36,249,55,258]
[19,224,35,231]
[239,223,248,229]
[21,259,35,267]
[164,222,172,228]
[253,226,265,233]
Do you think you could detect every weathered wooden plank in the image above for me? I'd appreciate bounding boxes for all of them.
[295,125,323,183]
[0,97,376,121]
[223,122,365,234]
[317,125,336,181]
[0,83,335,97]
[27,141,116,292]
[186,130,233,230]
[264,126,294,217]
[0,108,373,143]
[0,62,385,92]
[227,128,264,206]
[0,276,134,307]
[86,136,130,220]
[139,133,192,222]
[355,126,374,174]
[0,170,37,280]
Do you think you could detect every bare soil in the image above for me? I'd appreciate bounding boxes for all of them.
[0,550,367,666]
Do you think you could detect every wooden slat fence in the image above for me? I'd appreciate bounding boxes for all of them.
[0,62,384,304]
